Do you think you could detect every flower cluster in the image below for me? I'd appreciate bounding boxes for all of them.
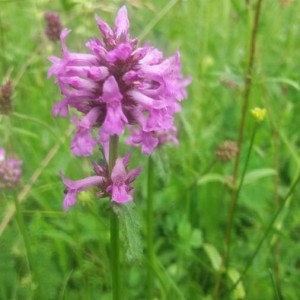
[0,147,22,189]
[48,6,190,210]
[48,6,190,156]
[61,153,141,210]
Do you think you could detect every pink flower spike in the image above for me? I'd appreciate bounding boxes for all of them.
[48,5,190,155]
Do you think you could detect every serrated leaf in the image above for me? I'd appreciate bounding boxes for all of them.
[116,202,143,263]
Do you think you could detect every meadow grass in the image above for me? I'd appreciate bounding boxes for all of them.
[1,0,300,299]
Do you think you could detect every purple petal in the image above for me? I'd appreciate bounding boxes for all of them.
[102,76,127,135]
[114,6,130,40]
[71,127,97,156]
[95,15,114,44]
[127,129,158,155]
[60,173,105,210]
[87,66,109,81]
[127,90,165,109]
[111,184,132,203]
[102,76,123,103]
[127,167,142,183]
[52,98,69,117]
[0,148,6,162]
[106,43,132,62]
[63,190,77,211]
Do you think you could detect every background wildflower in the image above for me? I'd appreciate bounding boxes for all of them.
[251,107,266,123]
[0,147,22,189]
[44,11,63,42]
[215,140,239,163]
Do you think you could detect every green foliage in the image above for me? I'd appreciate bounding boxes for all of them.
[1,0,300,299]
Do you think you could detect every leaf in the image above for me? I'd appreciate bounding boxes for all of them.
[227,268,246,299]
[197,174,227,186]
[243,168,277,186]
[203,243,223,272]
[116,202,143,263]
[11,128,39,139]
[265,77,300,90]
[177,221,192,239]
[190,229,203,249]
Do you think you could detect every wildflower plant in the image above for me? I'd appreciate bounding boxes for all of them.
[0,147,22,189]
[48,5,190,299]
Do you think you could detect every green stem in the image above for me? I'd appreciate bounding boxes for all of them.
[147,156,155,300]
[214,124,258,300]
[225,123,258,263]
[225,0,264,263]
[225,171,300,297]
[109,135,121,300]
[12,194,36,297]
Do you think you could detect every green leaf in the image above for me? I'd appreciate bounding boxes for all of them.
[116,202,143,263]
[243,168,277,185]
[190,229,203,249]
[177,221,192,239]
[265,77,300,90]
[203,243,223,272]
[227,268,246,299]
[197,174,227,186]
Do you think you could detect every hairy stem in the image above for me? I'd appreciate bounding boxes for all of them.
[109,135,121,300]
[146,156,155,300]
[12,193,42,297]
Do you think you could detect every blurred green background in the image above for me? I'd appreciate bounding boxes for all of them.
[1,0,300,299]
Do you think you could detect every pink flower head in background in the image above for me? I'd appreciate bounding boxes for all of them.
[48,6,190,156]
[61,153,141,210]
[44,11,63,42]
[0,81,13,115]
[0,147,22,189]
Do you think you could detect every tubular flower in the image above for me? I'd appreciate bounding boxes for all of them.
[0,147,22,189]
[61,153,141,210]
[107,153,141,203]
[61,173,105,210]
[48,6,190,156]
